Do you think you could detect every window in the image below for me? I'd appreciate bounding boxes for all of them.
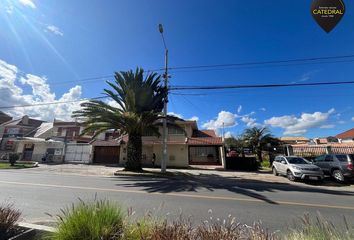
[336,155,349,162]
[168,126,184,135]
[315,155,325,162]
[286,157,308,164]
[325,155,333,162]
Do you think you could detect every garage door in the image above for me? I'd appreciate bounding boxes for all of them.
[93,146,120,164]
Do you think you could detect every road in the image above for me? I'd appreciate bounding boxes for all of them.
[0,169,353,231]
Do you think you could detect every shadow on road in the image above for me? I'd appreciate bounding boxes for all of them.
[110,174,354,205]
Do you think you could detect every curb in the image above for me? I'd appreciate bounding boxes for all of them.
[18,222,56,233]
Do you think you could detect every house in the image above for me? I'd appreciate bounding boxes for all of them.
[0,111,12,125]
[0,115,45,150]
[336,128,354,143]
[280,136,310,145]
[90,119,225,168]
[50,120,105,143]
[12,137,65,162]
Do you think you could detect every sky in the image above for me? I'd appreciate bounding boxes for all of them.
[0,0,354,138]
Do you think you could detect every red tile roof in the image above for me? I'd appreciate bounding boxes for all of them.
[188,137,223,145]
[336,128,354,140]
[192,130,217,137]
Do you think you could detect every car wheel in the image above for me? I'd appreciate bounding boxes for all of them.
[287,170,295,181]
[332,170,345,182]
[272,167,278,176]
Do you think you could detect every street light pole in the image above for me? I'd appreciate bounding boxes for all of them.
[159,24,168,173]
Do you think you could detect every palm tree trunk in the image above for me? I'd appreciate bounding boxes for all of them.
[125,133,142,171]
[257,149,263,162]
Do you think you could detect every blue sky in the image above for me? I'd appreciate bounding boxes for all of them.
[0,0,354,138]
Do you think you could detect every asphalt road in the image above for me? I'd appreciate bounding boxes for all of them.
[0,170,353,231]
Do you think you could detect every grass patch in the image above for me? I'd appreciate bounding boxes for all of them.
[42,199,354,240]
[0,162,37,169]
[49,199,124,240]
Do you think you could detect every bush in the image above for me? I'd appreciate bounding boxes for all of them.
[286,213,354,240]
[50,199,124,240]
[0,203,21,240]
[123,211,277,240]
[8,153,20,166]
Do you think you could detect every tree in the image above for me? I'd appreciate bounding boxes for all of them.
[242,127,273,162]
[225,136,247,155]
[73,68,166,171]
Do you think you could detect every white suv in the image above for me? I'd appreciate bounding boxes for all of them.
[272,156,324,181]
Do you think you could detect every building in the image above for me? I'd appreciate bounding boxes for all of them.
[336,128,354,143]
[13,137,65,162]
[91,119,225,168]
[280,136,310,145]
[50,120,105,143]
[0,111,12,125]
[0,115,45,150]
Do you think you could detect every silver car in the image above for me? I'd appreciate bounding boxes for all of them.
[272,156,324,181]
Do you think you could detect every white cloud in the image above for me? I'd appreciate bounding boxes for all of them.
[224,131,233,138]
[19,0,36,9]
[46,25,64,36]
[5,5,14,14]
[0,59,82,121]
[241,116,259,127]
[168,112,183,119]
[167,112,198,122]
[237,105,242,114]
[264,109,335,135]
[107,99,121,109]
[203,111,237,130]
[189,116,199,122]
[291,70,319,84]
[320,124,335,129]
[352,117,354,122]
[260,107,266,112]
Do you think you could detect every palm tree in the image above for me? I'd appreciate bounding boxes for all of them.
[72,68,166,171]
[242,127,273,162]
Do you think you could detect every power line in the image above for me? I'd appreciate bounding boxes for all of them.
[159,54,354,71]
[170,80,354,90]
[2,80,354,110]
[0,96,109,110]
[1,54,354,91]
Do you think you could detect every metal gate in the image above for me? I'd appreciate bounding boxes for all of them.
[64,143,92,164]
[93,146,120,164]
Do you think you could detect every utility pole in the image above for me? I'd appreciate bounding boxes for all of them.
[159,24,168,173]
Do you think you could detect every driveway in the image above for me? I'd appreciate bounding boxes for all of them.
[17,164,354,190]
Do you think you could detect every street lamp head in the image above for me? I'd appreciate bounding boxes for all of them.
[158,24,164,34]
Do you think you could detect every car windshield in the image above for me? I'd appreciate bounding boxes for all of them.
[349,155,354,161]
[336,155,348,162]
[286,157,308,164]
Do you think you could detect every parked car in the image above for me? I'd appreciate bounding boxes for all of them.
[312,154,354,182]
[272,156,324,181]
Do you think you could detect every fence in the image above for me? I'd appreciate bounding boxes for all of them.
[289,145,354,158]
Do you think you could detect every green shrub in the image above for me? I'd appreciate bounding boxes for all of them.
[50,199,124,240]
[8,153,20,166]
[0,203,21,240]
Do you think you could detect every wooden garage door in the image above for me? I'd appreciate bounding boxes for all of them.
[94,146,120,164]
